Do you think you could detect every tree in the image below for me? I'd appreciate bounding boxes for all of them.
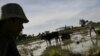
[79,19,88,27]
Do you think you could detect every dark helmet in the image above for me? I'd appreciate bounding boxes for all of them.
[0,3,29,23]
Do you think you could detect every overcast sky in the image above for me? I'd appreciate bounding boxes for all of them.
[0,0,100,35]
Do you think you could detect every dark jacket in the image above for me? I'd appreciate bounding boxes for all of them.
[0,34,20,56]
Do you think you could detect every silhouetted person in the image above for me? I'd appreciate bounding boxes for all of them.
[0,3,29,56]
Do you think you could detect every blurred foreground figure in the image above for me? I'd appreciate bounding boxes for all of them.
[0,3,29,56]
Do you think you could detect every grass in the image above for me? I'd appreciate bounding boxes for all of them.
[80,31,88,36]
[17,38,41,45]
[62,39,73,46]
[41,45,62,56]
[41,45,82,56]
[41,37,100,56]
[84,46,100,56]
[41,43,100,56]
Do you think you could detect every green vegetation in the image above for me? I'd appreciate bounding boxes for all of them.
[62,39,73,46]
[42,46,62,56]
[80,31,88,36]
[96,29,100,35]
[85,46,100,56]
[41,45,83,56]
[16,33,40,45]
[41,44,100,56]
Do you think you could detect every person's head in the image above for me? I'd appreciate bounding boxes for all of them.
[0,3,29,35]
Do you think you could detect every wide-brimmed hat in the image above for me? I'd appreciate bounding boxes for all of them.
[0,3,29,23]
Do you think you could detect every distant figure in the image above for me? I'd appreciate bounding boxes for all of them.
[0,3,29,56]
[87,21,96,37]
